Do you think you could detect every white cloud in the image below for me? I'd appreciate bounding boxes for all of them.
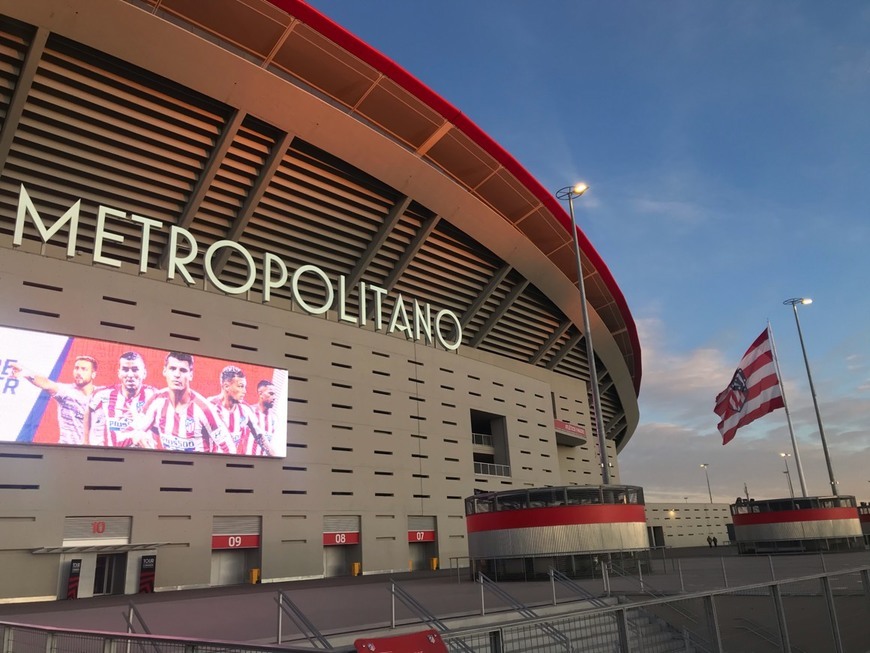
[630,197,705,226]
[620,316,870,503]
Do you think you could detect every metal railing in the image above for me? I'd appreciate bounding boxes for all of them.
[441,566,870,653]
[275,589,332,649]
[0,621,325,653]
[388,580,475,653]
[473,461,511,477]
[471,432,493,447]
[2,566,869,653]
[477,573,571,651]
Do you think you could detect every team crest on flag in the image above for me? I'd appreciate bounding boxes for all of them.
[714,328,784,445]
[725,369,748,412]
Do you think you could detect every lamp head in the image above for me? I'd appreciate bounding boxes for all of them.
[784,297,813,306]
[555,183,590,201]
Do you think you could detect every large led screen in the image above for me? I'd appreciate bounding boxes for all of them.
[0,326,287,457]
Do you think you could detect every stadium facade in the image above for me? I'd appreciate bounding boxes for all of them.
[0,0,641,601]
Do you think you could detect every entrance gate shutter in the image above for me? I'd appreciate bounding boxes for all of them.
[408,516,436,532]
[212,516,261,535]
[63,516,132,544]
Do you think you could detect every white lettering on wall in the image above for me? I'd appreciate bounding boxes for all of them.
[13,185,81,258]
[11,185,463,351]
[93,206,125,268]
[205,240,256,294]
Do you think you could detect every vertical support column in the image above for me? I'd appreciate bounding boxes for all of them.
[860,568,870,603]
[615,608,632,652]
[702,595,723,653]
[479,573,486,616]
[678,559,685,593]
[276,591,283,645]
[821,576,845,653]
[638,559,644,592]
[488,629,503,653]
[391,582,396,628]
[550,568,557,606]
[770,583,791,653]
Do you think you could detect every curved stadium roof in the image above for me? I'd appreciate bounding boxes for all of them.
[0,0,641,448]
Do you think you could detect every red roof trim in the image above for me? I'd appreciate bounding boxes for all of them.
[265,0,641,392]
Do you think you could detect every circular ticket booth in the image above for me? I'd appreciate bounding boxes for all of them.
[730,496,863,554]
[465,485,647,580]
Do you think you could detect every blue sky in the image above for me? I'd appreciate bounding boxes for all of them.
[306,1,870,503]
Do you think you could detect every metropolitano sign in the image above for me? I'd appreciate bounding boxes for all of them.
[11,185,462,351]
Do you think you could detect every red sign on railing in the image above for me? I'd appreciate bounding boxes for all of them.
[355,629,447,653]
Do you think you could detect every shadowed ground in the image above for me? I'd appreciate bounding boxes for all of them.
[0,547,867,649]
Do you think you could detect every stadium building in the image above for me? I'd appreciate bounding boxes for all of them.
[0,0,641,601]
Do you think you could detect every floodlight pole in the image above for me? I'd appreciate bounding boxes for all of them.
[784,298,838,496]
[780,453,795,498]
[700,463,713,503]
[557,184,610,484]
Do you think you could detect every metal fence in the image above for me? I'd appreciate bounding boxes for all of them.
[441,566,870,652]
[0,622,331,653]
[2,566,869,653]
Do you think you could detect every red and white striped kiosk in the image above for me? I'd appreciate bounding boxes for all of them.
[730,496,863,554]
[465,485,647,580]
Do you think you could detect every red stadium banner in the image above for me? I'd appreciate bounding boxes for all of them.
[407,530,436,542]
[211,534,261,549]
[0,325,287,458]
[323,531,360,546]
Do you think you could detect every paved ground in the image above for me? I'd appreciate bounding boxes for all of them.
[1,546,868,649]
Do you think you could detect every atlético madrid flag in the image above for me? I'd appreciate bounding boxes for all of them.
[714,328,784,445]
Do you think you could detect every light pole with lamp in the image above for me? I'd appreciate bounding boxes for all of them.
[783,297,838,496]
[780,452,795,498]
[556,183,609,484]
[700,463,713,503]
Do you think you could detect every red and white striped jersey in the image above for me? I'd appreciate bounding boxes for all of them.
[208,397,272,456]
[52,384,90,445]
[88,384,156,447]
[127,389,231,453]
[250,404,277,456]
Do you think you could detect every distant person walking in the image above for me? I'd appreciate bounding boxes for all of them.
[707,535,713,548]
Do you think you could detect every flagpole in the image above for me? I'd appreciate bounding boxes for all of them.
[767,322,808,497]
